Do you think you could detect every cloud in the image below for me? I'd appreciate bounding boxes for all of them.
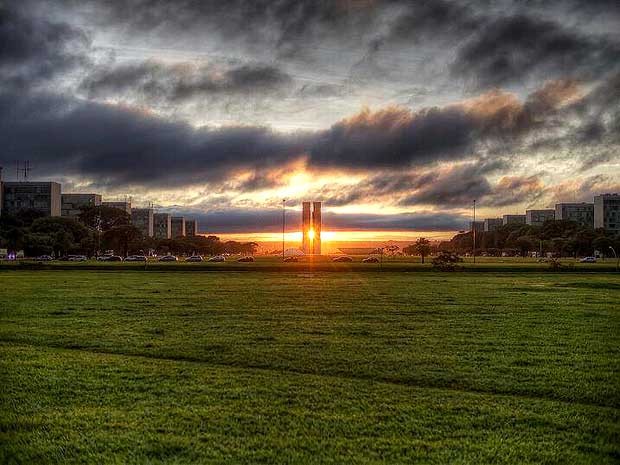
[168,208,470,233]
[0,4,90,90]
[452,15,620,88]
[81,60,293,103]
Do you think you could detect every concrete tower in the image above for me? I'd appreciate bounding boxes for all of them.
[312,201,321,255]
[302,201,311,254]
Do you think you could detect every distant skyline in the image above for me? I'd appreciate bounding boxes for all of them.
[1,0,619,236]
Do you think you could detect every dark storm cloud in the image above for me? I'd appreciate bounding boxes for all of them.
[0,91,308,188]
[0,4,90,89]
[0,80,597,191]
[452,15,620,88]
[169,208,469,233]
[81,61,293,102]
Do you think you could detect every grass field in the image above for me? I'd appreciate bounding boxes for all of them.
[1,270,619,463]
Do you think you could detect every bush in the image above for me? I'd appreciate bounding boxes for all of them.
[432,252,463,271]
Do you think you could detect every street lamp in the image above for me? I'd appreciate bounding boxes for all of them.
[609,246,618,272]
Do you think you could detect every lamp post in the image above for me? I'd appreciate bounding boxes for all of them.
[609,246,619,272]
[282,199,286,261]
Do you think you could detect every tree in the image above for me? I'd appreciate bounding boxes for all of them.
[102,225,142,257]
[413,237,432,264]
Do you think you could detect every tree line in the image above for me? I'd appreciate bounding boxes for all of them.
[438,220,619,257]
[0,206,258,257]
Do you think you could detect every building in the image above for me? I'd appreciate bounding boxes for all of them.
[525,209,555,227]
[185,219,198,237]
[61,193,102,218]
[484,218,503,232]
[131,208,154,237]
[153,213,171,239]
[555,203,594,227]
[502,214,526,226]
[469,221,484,233]
[102,200,131,215]
[301,201,322,254]
[312,202,321,255]
[594,194,620,233]
[171,216,186,238]
[1,182,61,217]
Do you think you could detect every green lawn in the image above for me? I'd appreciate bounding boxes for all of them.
[1,270,619,464]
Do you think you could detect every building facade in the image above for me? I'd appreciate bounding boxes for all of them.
[470,221,485,233]
[301,201,322,254]
[594,194,620,233]
[171,216,186,238]
[102,200,132,215]
[185,219,198,237]
[502,214,526,226]
[131,208,154,237]
[554,203,594,227]
[312,201,321,255]
[153,213,171,239]
[61,193,102,218]
[525,209,555,227]
[484,218,503,232]
[1,182,61,217]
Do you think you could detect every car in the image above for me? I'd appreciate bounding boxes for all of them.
[237,256,255,262]
[96,255,112,261]
[68,255,87,261]
[158,255,178,262]
[35,255,54,261]
[332,256,353,262]
[185,255,203,262]
[579,256,597,263]
[208,255,226,262]
[104,255,123,262]
[125,255,147,262]
[362,256,379,263]
[283,256,299,262]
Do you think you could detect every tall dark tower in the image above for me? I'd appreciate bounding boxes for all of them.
[302,201,311,254]
[312,201,321,255]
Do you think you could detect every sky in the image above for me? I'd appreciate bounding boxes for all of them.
[1,0,619,239]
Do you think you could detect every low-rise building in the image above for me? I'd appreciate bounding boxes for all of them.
[131,208,154,238]
[61,193,102,218]
[102,200,132,215]
[469,221,484,233]
[1,181,61,217]
[525,209,555,227]
[153,213,172,239]
[171,216,186,238]
[594,193,620,233]
[502,214,526,226]
[185,219,198,236]
[555,203,594,227]
[484,218,503,232]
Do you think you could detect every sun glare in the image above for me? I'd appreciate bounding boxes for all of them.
[308,228,315,240]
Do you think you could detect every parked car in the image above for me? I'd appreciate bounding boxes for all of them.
[104,255,123,262]
[185,255,204,262]
[283,256,299,262]
[579,256,597,263]
[68,255,88,261]
[237,256,255,262]
[208,255,226,262]
[362,256,379,263]
[158,255,178,262]
[35,255,54,261]
[125,255,147,262]
[96,255,112,261]
[332,256,353,262]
